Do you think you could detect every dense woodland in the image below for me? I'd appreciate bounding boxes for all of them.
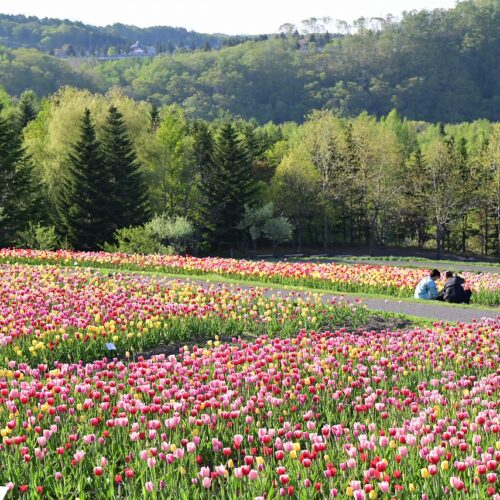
[1,0,500,123]
[0,0,499,258]
[0,13,243,53]
[0,86,499,258]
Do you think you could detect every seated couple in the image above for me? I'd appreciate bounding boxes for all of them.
[414,269,472,304]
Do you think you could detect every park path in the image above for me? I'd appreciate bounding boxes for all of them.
[360,297,498,323]
[151,275,499,323]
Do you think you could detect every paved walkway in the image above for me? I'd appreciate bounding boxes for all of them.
[361,297,498,323]
[154,276,499,323]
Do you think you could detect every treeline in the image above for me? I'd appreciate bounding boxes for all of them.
[87,0,500,123]
[0,13,256,55]
[1,86,499,258]
[2,1,500,124]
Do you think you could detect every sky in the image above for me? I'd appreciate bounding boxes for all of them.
[0,0,458,35]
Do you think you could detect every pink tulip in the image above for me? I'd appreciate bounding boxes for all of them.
[378,481,389,493]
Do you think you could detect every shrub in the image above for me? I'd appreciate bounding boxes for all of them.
[146,214,194,253]
[103,226,170,255]
[16,222,60,250]
[263,216,293,248]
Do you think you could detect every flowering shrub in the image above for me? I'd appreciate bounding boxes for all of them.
[0,264,365,364]
[0,320,498,497]
[1,249,498,306]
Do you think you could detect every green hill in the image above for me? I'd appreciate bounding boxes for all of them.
[1,0,500,123]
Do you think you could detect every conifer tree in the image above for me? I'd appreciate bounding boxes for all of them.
[191,120,213,185]
[0,106,33,246]
[18,91,38,129]
[149,103,160,132]
[101,105,149,232]
[343,122,363,245]
[190,120,213,252]
[57,108,111,250]
[201,122,256,254]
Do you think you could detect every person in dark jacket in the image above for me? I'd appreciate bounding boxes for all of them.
[441,271,472,304]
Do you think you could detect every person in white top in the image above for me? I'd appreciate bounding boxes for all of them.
[414,269,441,300]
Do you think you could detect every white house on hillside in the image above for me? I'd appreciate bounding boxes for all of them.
[130,41,156,56]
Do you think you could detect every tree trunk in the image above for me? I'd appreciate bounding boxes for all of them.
[435,226,441,260]
[349,200,354,246]
[323,215,328,253]
[497,209,500,261]
[297,226,302,253]
[484,208,488,256]
[368,209,378,257]
[369,220,377,256]
[461,215,467,254]
[342,202,347,246]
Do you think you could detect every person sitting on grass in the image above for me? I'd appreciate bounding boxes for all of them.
[441,271,472,304]
[414,269,441,300]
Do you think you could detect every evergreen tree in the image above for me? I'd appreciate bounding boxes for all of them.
[343,122,363,245]
[191,120,213,185]
[101,105,149,232]
[57,108,110,250]
[402,147,429,248]
[190,120,213,252]
[201,122,256,254]
[243,126,265,173]
[18,90,38,129]
[149,103,160,132]
[0,106,33,246]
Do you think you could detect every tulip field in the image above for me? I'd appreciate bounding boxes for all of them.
[0,258,498,498]
[1,249,499,306]
[0,264,369,365]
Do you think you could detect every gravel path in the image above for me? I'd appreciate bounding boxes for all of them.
[149,276,499,323]
[360,297,498,323]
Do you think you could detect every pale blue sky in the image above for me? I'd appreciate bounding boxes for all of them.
[0,0,458,34]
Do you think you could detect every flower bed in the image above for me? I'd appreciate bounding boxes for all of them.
[0,320,498,498]
[0,264,366,365]
[1,249,498,306]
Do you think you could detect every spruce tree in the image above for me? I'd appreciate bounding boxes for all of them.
[201,122,256,253]
[343,122,363,245]
[101,105,149,231]
[18,91,38,129]
[191,120,213,185]
[190,120,213,252]
[149,103,160,132]
[0,106,33,246]
[57,108,111,250]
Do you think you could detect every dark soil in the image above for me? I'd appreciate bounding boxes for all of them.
[121,315,414,362]
[329,315,414,333]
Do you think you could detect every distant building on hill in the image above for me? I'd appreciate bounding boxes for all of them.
[130,41,156,56]
[53,48,66,58]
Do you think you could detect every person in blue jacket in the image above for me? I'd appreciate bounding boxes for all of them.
[414,269,441,299]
